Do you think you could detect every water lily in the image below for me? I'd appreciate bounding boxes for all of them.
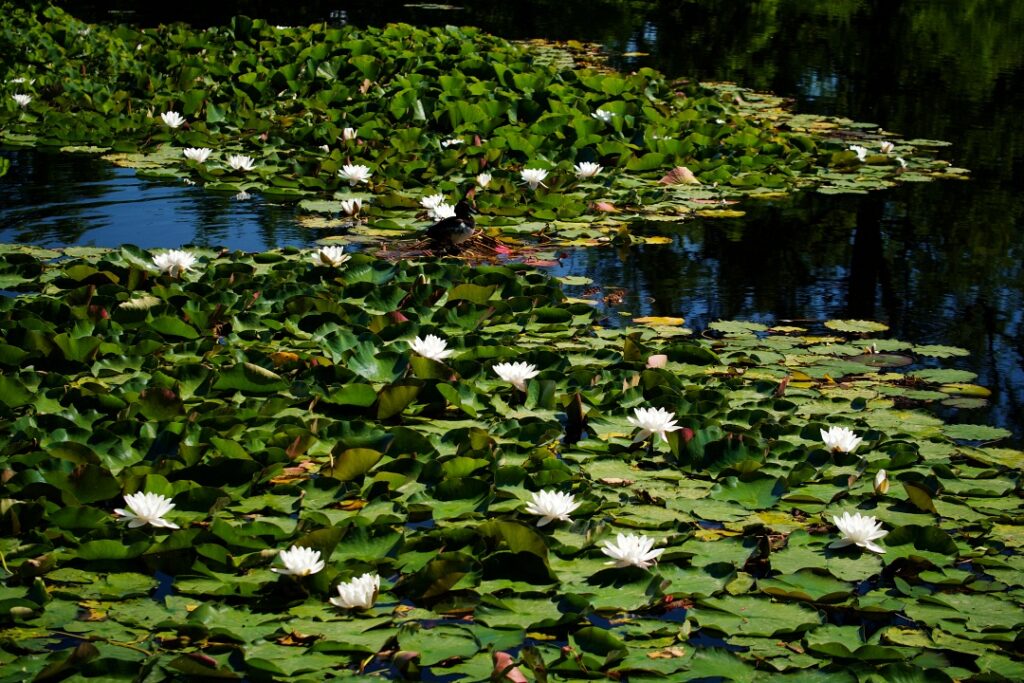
[234,190,251,201]
[874,469,890,495]
[12,93,31,108]
[574,161,602,179]
[849,144,868,161]
[521,168,548,190]
[340,198,362,216]
[160,111,185,128]
[338,164,372,185]
[627,406,681,443]
[646,354,668,369]
[152,249,197,276]
[525,490,581,527]
[410,334,454,361]
[319,144,330,153]
[879,141,895,154]
[341,127,358,141]
[476,172,492,188]
[182,147,211,163]
[591,109,615,124]
[601,532,664,569]
[493,361,540,391]
[330,572,380,610]
[830,511,887,554]
[430,202,456,221]
[226,154,255,172]
[113,492,179,529]
[420,193,446,210]
[820,426,863,453]
[311,245,350,268]
[272,545,325,576]
[441,137,464,147]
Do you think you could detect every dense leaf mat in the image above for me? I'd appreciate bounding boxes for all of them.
[0,6,963,246]
[0,245,1021,680]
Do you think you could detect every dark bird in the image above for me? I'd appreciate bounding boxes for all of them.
[426,200,476,251]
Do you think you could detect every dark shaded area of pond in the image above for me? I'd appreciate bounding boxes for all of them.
[4,0,1023,442]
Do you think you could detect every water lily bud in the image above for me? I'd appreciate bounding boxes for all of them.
[9,606,35,619]
[874,469,890,495]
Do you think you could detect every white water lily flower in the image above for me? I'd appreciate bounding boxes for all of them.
[340,198,363,216]
[627,406,681,443]
[591,109,615,124]
[234,190,251,201]
[420,193,446,210]
[113,492,179,529]
[312,245,350,268]
[12,93,31,107]
[341,127,358,141]
[441,138,464,147]
[521,168,548,190]
[319,144,330,153]
[226,154,255,172]
[525,490,581,527]
[601,532,664,569]
[410,334,454,362]
[849,144,868,161]
[820,426,863,453]
[430,202,456,221]
[476,172,492,188]
[182,147,212,163]
[493,361,540,391]
[160,111,185,128]
[330,572,380,610]
[879,141,895,154]
[874,469,890,495]
[338,164,372,185]
[273,545,325,576]
[830,511,887,554]
[152,249,197,276]
[574,161,602,179]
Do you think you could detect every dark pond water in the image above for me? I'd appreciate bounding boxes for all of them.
[3,0,1023,442]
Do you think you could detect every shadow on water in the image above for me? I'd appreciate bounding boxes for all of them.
[8,0,1024,443]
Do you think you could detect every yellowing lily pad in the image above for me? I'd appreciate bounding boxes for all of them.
[696,209,747,218]
[824,319,890,334]
[634,316,686,326]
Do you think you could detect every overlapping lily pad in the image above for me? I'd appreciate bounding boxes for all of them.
[0,244,1020,680]
[0,6,959,246]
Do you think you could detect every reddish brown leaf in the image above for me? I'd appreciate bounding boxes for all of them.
[493,652,529,683]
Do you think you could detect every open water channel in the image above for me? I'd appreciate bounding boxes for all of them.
[2,0,1022,442]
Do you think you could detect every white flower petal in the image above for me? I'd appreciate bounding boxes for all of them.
[410,334,454,362]
[114,492,178,529]
[493,361,540,391]
[339,164,372,185]
[152,249,197,276]
[520,168,548,190]
[275,546,325,576]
